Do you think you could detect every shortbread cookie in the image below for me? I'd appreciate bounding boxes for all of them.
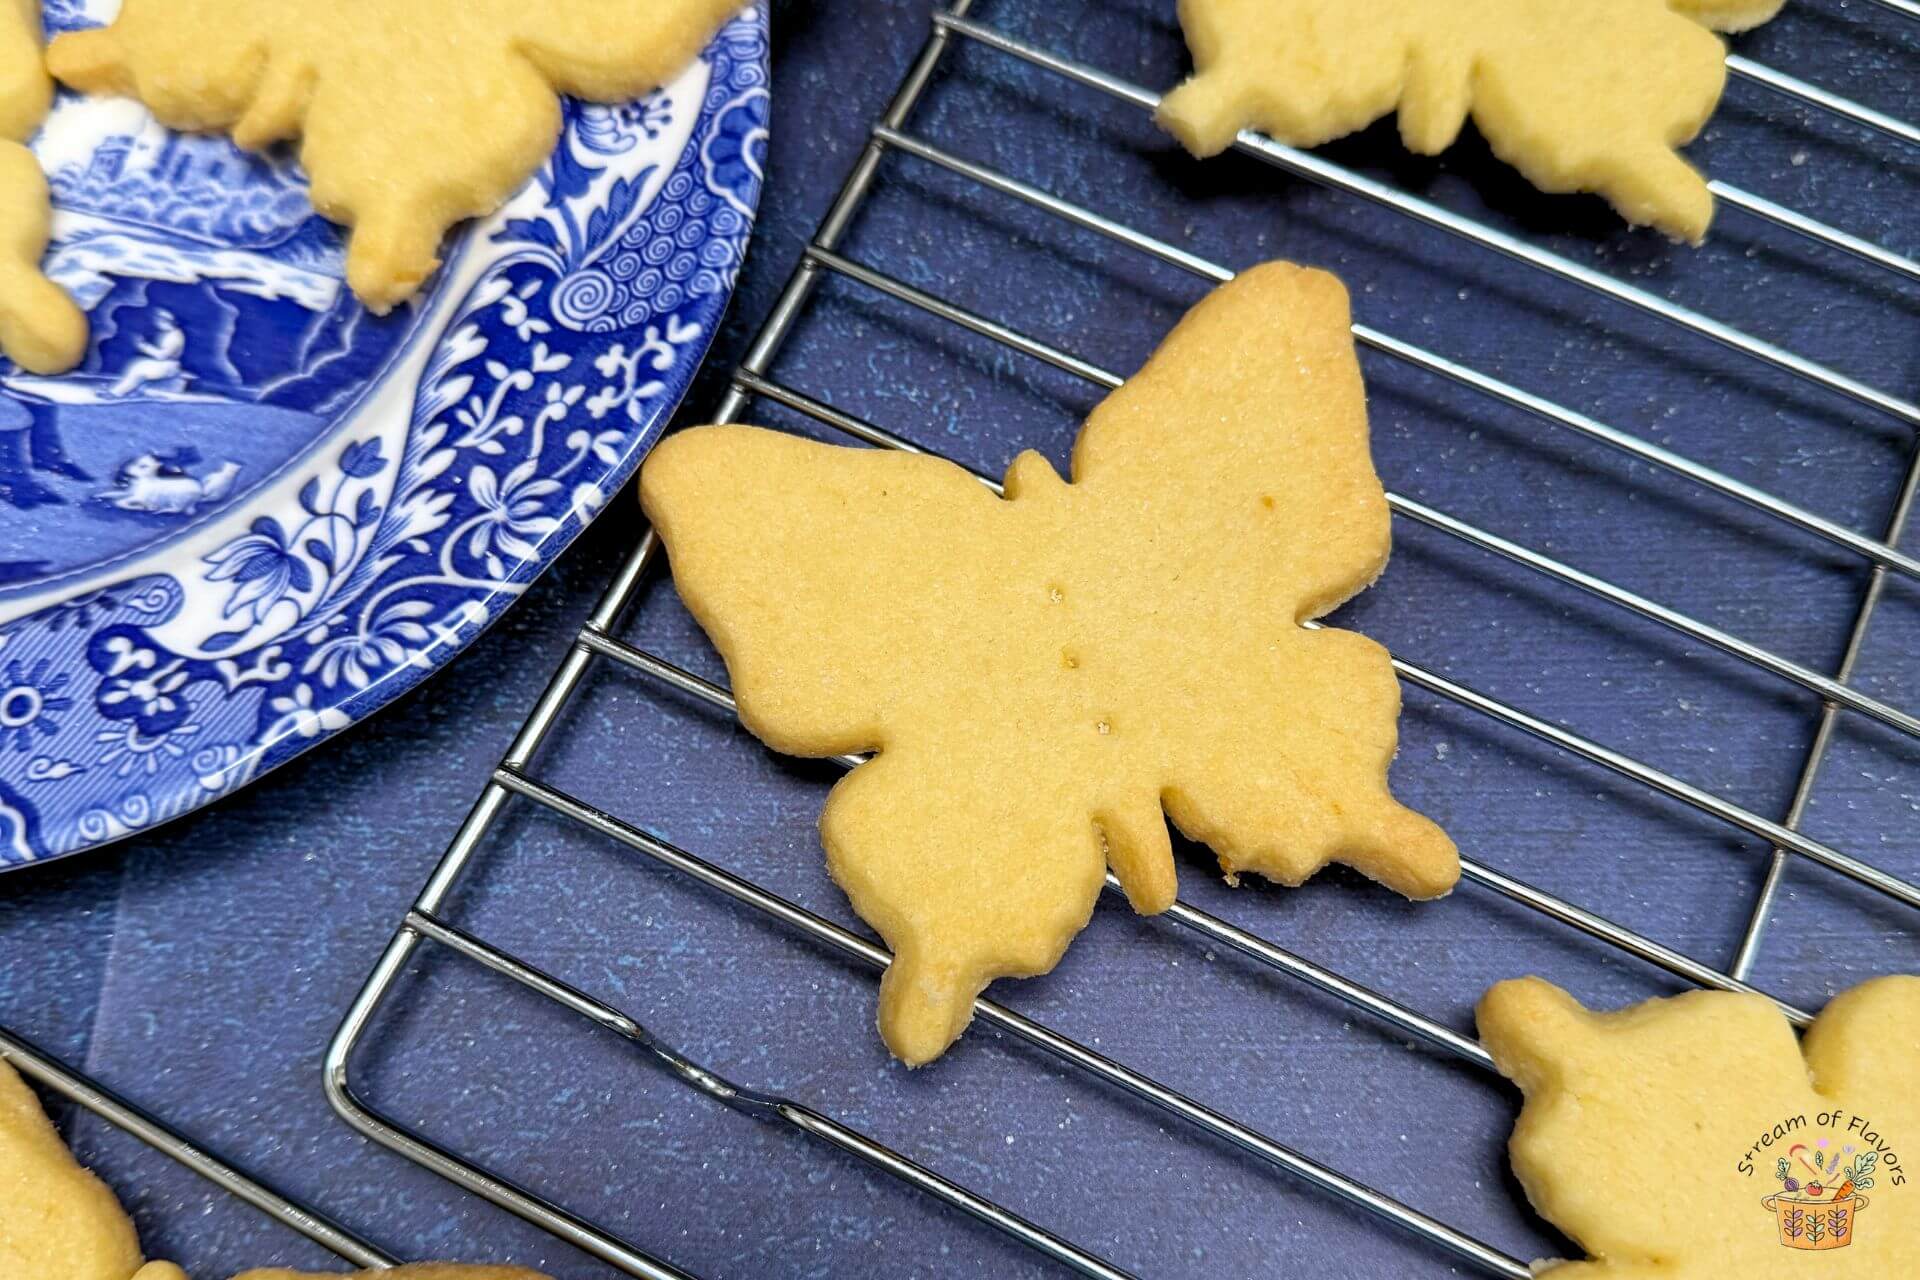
[234,1268,550,1280]
[0,0,51,137]
[0,1057,149,1280]
[49,0,745,312]
[1478,976,1918,1277]
[1672,0,1788,33]
[1158,0,1785,241]
[1,0,86,374]
[642,262,1459,1065]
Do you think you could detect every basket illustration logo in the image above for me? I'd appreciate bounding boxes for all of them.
[1758,1136,1878,1251]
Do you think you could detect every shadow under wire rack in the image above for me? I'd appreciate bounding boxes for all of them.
[325,1,1920,1277]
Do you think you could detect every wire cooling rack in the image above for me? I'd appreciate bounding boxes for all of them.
[0,1025,396,1270]
[323,2,1920,1276]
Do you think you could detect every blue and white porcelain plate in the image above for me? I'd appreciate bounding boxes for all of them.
[0,2,769,866]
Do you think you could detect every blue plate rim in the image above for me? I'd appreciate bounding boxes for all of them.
[0,5,770,868]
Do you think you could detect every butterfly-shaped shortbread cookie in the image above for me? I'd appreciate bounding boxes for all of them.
[1159,0,1786,242]
[0,0,86,374]
[641,262,1459,1065]
[1479,975,1919,1277]
[48,0,746,312]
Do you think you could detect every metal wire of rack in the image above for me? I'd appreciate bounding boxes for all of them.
[0,1025,397,1271]
[320,2,1920,1277]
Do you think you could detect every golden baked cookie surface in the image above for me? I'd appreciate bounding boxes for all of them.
[642,263,1458,1065]
[0,1058,148,1280]
[1478,975,1919,1277]
[0,0,86,374]
[1158,0,1781,241]
[1671,0,1788,32]
[48,0,744,311]
[0,0,51,137]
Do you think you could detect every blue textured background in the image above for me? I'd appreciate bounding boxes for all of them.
[4,2,1917,1277]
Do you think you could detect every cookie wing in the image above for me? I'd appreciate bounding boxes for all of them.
[641,425,1000,758]
[1067,262,1458,903]
[1158,0,1742,240]
[1069,261,1391,626]
[643,427,1114,1068]
[1802,975,1920,1173]
[0,0,86,374]
[1670,0,1787,33]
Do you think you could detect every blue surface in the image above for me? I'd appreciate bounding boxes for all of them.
[2,2,1917,1277]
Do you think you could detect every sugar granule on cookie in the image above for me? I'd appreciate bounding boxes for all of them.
[1478,975,1917,1276]
[641,261,1459,1065]
[1158,0,1786,242]
[0,0,87,374]
[48,0,746,312]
